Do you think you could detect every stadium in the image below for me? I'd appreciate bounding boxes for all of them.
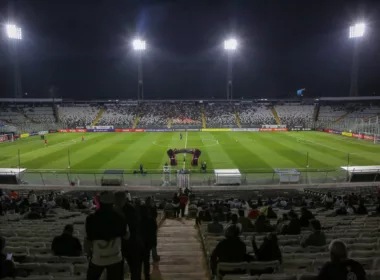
[2,1,380,280]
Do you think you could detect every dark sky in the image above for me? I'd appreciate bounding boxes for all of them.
[0,0,380,100]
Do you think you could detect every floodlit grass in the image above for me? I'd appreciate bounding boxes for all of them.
[0,131,379,173]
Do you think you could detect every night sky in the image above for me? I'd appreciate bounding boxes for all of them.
[0,0,380,100]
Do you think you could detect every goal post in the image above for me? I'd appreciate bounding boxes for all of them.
[0,134,14,143]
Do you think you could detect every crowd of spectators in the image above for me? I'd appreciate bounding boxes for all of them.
[204,103,236,127]
[97,105,137,127]
[58,105,99,128]
[238,104,276,126]
[275,104,314,127]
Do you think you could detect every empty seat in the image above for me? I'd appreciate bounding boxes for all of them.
[247,261,281,274]
[298,273,318,280]
[40,263,74,276]
[258,275,297,280]
[217,262,248,277]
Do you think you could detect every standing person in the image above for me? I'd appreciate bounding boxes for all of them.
[179,191,188,218]
[44,138,47,146]
[180,133,182,140]
[172,193,180,218]
[82,135,85,142]
[85,191,129,280]
[140,196,159,280]
[51,224,82,257]
[114,191,142,280]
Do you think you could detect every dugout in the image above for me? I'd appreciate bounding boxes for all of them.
[341,166,380,182]
[0,168,26,184]
[100,170,124,186]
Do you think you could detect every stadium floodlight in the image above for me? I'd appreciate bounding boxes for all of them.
[224,38,237,50]
[349,23,365,39]
[132,39,146,51]
[6,24,22,40]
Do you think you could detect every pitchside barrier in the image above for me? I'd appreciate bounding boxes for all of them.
[1,167,371,188]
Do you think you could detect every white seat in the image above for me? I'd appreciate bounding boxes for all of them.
[40,263,74,276]
[247,261,281,273]
[217,262,248,278]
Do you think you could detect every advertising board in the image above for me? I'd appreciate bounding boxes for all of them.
[231,128,260,132]
[86,125,114,130]
[29,132,38,136]
[114,129,145,132]
[58,129,88,133]
[49,130,58,133]
[0,135,9,142]
[145,129,173,132]
[352,133,364,139]
[20,133,30,138]
[38,131,49,135]
[342,132,353,137]
[86,129,114,132]
[201,128,231,132]
[259,128,288,132]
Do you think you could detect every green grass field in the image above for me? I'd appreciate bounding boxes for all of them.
[1,131,380,174]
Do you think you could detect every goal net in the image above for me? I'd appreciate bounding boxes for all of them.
[0,134,14,144]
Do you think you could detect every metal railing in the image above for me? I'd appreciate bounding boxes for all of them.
[11,168,371,187]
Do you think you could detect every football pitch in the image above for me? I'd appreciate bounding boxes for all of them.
[0,131,380,173]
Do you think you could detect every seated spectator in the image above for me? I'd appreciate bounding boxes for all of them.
[237,209,254,232]
[336,203,348,215]
[248,205,259,219]
[323,192,334,209]
[347,203,356,215]
[226,214,242,232]
[28,190,38,204]
[1,236,16,279]
[251,232,282,264]
[318,239,366,280]
[356,201,368,215]
[52,224,82,257]
[260,205,277,219]
[276,213,290,233]
[282,211,301,235]
[254,214,273,233]
[299,207,315,228]
[207,215,224,234]
[8,190,19,200]
[210,225,247,277]
[301,219,326,247]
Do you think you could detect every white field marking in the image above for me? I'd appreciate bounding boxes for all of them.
[152,138,218,148]
[183,131,188,169]
[324,134,380,148]
[0,139,78,165]
[287,134,349,153]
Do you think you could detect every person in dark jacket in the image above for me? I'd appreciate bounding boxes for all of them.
[207,215,224,234]
[318,240,366,280]
[252,232,282,263]
[114,191,142,280]
[172,193,180,218]
[1,236,16,279]
[254,214,273,233]
[238,210,254,232]
[299,207,315,228]
[356,201,368,215]
[140,197,158,280]
[210,225,247,277]
[51,224,82,257]
[301,219,326,247]
[282,211,301,235]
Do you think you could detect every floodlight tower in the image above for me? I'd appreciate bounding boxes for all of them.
[6,24,22,98]
[133,39,146,100]
[349,23,365,97]
[224,38,237,100]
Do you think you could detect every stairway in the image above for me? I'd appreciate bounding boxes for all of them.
[271,106,281,125]
[334,112,350,123]
[90,108,104,126]
[313,103,320,122]
[52,104,59,123]
[156,219,208,280]
[132,113,140,129]
[234,110,241,128]
[201,105,206,128]
[168,119,172,128]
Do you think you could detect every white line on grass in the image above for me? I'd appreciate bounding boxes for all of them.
[183,131,188,169]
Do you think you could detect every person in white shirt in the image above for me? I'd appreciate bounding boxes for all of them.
[28,191,37,204]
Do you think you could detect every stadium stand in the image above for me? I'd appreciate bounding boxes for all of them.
[22,106,55,124]
[171,103,202,128]
[96,105,137,127]
[2,186,380,280]
[137,103,171,127]
[275,104,314,127]
[0,106,29,125]
[58,106,99,128]
[204,103,237,128]
[238,104,276,127]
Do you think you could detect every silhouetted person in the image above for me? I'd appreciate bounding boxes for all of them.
[51,224,82,257]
